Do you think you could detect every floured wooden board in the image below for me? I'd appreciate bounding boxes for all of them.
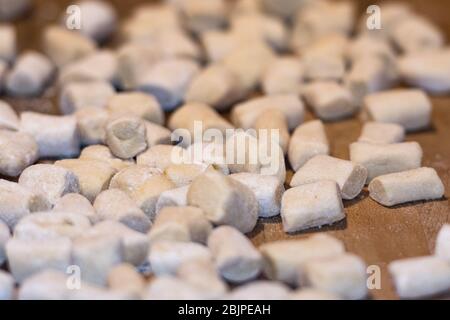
[2,0,450,299]
[250,101,450,300]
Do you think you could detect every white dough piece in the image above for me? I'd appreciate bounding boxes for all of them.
[358,122,405,144]
[281,180,345,233]
[137,145,184,170]
[164,163,211,188]
[79,145,133,171]
[86,220,149,266]
[288,288,340,300]
[93,188,151,233]
[391,16,444,53]
[259,234,345,286]
[222,42,275,95]
[148,206,212,245]
[230,173,284,218]
[152,28,201,60]
[0,24,16,63]
[254,108,290,154]
[43,25,96,68]
[59,80,115,115]
[107,92,164,125]
[389,256,450,299]
[0,221,10,266]
[6,238,72,283]
[346,34,396,64]
[345,55,397,105]
[75,0,117,43]
[105,116,148,159]
[0,270,14,300]
[291,2,354,52]
[398,49,450,95]
[72,233,123,286]
[0,129,38,177]
[350,142,423,183]
[208,226,263,283]
[58,50,118,85]
[174,0,227,34]
[109,165,162,194]
[231,0,261,15]
[363,89,432,132]
[302,32,349,60]
[122,14,199,57]
[138,58,200,111]
[144,121,172,147]
[143,276,213,300]
[304,253,368,300]
[6,51,54,97]
[229,12,288,51]
[168,102,233,142]
[297,33,348,60]
[303,34,348,58]
[130,175,176,221]
[231,94,304,131]
[200,30,238,63]
[303,53,345,82]
[224,130,261,175]
[368,167,445,207]
[435,224,450,263]
[0,61,6,93]
[107,264,146,299]
[185,64,242,111]
[0,180,50,229]
[290,155,367,200]
[155,185,189,213]
[17,269,132,300]
[70,284,133,300]
[302,81,357,121]
[13,211,91,241]
[115,43,161,90]
[185,141,229,175]
[262,57,303,96]
[187,170,259,234]
[224,281,290,300]
[288,120,329,171]
[52,193,97,223]
[55,159,117,202]
[18,164,80,206]
[20,112,80,158]
[75,107,109,146]
[148,241,212,276]
[18,270,70,300]
[356,2,412,39]
[176,259,227,299]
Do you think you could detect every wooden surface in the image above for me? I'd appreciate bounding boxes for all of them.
[3,0,450,300]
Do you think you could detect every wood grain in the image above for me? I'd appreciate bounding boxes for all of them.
[2,0,450,300]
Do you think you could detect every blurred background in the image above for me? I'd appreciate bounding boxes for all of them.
[2,0,450,115]
[3,0,450,51]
